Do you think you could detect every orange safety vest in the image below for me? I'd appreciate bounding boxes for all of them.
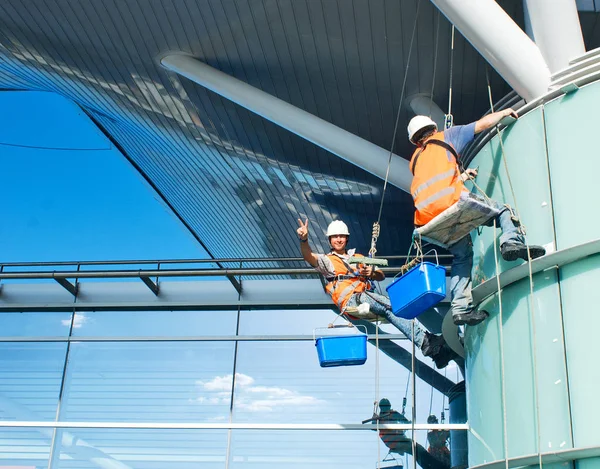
[409,131,465,226]
[324,253,368,311]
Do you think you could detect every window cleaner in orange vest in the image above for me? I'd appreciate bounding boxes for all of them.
[407,111,546,326]
[374,398,412,455]
[297,218,457,369]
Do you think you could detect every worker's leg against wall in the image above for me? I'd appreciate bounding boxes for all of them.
[448,235,474,318]
[490,200,525,245]
[356,291,425,347]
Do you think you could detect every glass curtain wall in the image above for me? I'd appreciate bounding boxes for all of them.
[0,308,462,469]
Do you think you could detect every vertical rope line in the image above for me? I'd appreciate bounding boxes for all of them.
[375,318,381,469]
[486,69,543,469]
[411,320,417,469]
[428,9,441,118]
[493,220,510,469]
[376,0,422,226]
[447,25,455,119]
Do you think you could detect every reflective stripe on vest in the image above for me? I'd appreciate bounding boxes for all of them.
[324,253,367,310]
[409,131,464,226]
[412,168,456,199]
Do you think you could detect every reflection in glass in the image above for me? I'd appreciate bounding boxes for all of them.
[0,312,72,336]
[59,342,235,423]
[0,342,67,421]
[0,428,51,468]
[239,309,339,335]
[233,340,409,424]
[70,310,238,337]
[378,430,453,469]
[230,429,379,469]
[50,428,228,469]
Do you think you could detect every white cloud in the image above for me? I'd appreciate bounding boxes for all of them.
[61,313,89,329]
[194,373,323,412]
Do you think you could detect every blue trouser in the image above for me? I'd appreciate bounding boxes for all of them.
[449,199,524,318]
[346,291,426,348]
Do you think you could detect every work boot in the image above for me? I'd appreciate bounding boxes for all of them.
[500,242,546,262]
[421,332,445,358]
[430,343,459,369]
[453,309,489,326]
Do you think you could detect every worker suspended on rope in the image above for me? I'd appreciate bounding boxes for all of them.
[372,398,412,455]
[364,398,451,469]
[426,414,450,466]
[407,109,546,326]
[296,218,457,369]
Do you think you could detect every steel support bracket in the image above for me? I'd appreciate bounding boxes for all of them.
[54,277,78,297]
[140,275,160,296]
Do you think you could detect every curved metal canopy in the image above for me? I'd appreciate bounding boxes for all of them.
[0,0,598,261]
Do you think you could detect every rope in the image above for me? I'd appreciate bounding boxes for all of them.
[375,317,381,469]
[428,9,441,119]
[485,68,544,469]
[493,220,510,469]
[371,0,422,459]
[374,0,423,231]
[410,320,417,469]
[445,25,455,129]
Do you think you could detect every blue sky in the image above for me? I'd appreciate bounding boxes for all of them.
[0,91,208,262]
[0,90,455,468]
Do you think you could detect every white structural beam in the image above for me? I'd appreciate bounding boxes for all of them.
[0,279,331,311]
[407,94,446,130]
[161,54,412,193]
[523,0,586,73]
[431,0,551,102]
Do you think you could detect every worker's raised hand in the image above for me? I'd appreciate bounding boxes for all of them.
[504,108,518,119]
[297,218,309,241]
[358,264,373,278]
[464,167,478,179]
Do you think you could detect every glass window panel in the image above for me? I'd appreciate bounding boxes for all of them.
[51,428,228,469]
[239,309,424,337]
[239,309,339,335]
[70,310,238,337]
[0,312,72,336]
[59,342,235,422]
[232,340,411,424]
[0,428,51,468]
[0,343,67,421]
[413,362,463,424]
[229,429,380,469]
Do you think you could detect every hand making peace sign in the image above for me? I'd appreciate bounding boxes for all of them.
[297,218,309,241]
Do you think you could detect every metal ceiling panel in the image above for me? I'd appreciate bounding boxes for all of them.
[0,0,597,262]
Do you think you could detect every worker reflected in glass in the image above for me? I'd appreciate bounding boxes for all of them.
[296,218,457,369]
[426,414,450,467]
[407,111,546,326]
[364,398,450,469]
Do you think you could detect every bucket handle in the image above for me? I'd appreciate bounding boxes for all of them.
[422,248,440,266]
[392,248,440,281]
[313,324,367,342]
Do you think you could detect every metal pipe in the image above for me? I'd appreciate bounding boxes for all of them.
[0,253,451,268]
[0,265,450,279]
[160,54,413,192]
[431,0,551,101]
[0,420,468,431]
[523,0,585,73]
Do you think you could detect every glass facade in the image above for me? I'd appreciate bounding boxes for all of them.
[0,309,462,469]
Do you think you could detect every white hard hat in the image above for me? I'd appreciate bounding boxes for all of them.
[326,220,350,237]
[407,115,437,143]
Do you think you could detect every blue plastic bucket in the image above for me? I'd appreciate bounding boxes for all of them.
[314,326,367,367]
[386,261,446,319]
